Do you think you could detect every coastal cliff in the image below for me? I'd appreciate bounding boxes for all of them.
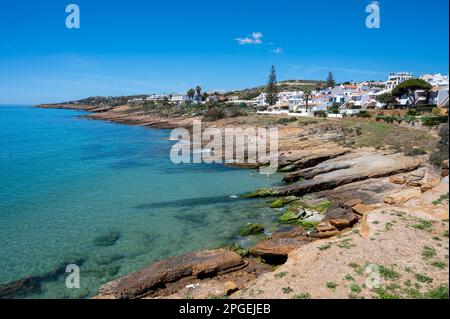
[30,102,449,299]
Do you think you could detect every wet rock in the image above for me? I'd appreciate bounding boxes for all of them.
[112,249,245,299]
[443,159,449,169]
[94,231,121,247]
[270,199,285,208]
[0,258,86,299]
[239,223,264,236]
[0,277,41,299]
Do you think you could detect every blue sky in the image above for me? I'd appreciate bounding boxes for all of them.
[0,0,448,104]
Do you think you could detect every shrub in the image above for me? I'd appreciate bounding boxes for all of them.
[276,117,297,125]
[357,110,372,118]
[203,107,225,121]
[421,116,448,127]
[224,107,245,118]
[430,123,449,167]
[313,110,328,118]
[407,109,417,116]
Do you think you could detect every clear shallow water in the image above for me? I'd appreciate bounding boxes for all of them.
[0,106,283,298]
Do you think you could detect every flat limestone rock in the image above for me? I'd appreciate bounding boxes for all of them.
[276,153,423,196]
[112,249,244,299]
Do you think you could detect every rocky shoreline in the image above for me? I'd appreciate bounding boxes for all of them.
[3,103,446,299]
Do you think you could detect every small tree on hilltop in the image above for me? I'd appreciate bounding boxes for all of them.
[266,65,278,106]
[391,79,432,107]
[326,72,335,88]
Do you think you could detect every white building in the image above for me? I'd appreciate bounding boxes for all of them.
[385,72,414,91]
[428,86,449,107]
[252,93,269,107]
[420,73,449,87]
[170,94,190,104]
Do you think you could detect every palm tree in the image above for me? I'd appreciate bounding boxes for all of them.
[195,86,202,97]
[187,89,195,100]
[303,89,312,112]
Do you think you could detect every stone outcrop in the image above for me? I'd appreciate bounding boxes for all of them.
[250,228,314,264]
[275,153,423,197]
[101,249,245,299]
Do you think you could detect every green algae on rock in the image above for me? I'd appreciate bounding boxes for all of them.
[239,223,265,236]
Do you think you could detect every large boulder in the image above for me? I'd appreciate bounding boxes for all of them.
[112,249,245,299]
[250,228,313,264]
[322,202,359,229]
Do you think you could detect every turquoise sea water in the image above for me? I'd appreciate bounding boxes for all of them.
[0,106,283,298]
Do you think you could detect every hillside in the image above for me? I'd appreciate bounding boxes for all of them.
[224,79,326,100]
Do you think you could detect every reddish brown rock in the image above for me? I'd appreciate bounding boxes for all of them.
[343,198,363,208]
[389,175,406,185]
[114,249,245,299]
[352,203,373,216]
[250,229,313,264]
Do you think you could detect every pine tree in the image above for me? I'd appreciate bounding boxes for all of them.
[326,72,335,88]
[266,66,277,106]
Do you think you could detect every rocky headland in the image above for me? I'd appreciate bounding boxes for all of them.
[23,102,449,299]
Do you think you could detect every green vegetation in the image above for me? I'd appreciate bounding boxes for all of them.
[350,283,362,294]
[391,78,432,107]
[326,282,338,291]
[282,287,293,294]
[270,198,285,208]
[266,66,277,106]
[378,265,400,280]
[430,261,446,269]
[274,272,288,278]
[430,124,449,167]
[412,219,433,231]
[313,110,328,118]
[373,288,400,299]
[318,243,332,251]
[228,243,249,257]
[422,246,437,260]
[345,274,355,281]
[432,193,449,206]
[337,238,354,249]
[415,274,433,284]
[326,72,335,88]
[426,285,449,299]
[239,223,264,236]
[293,292,311,299]
[339,120,437,155]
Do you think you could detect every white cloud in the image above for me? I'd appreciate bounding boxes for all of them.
[272,47,284,54]
[235,32,263,45]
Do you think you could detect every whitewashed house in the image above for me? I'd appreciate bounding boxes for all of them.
[385,72,413,91]
[171,94,190,104]
[428,86,449,106]
[252,93,269,107]
[420,73,449,87]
